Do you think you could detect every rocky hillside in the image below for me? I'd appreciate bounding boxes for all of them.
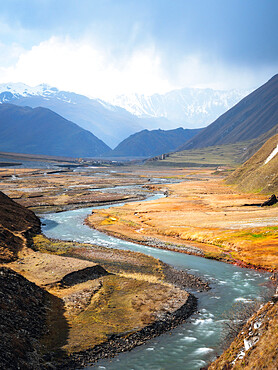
[0,190,41,262]
[0,103,110,157]
[179,74,278,150]
[240,123,278,163]
[227,132,278,193]
[0,267,51,369]
[108,127,201,157]
[209,294,278,369]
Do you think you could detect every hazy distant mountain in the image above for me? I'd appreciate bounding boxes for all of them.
[108,127,201,157]
[0,83,146,148]
[179,74,278,151]
[109,87,249,128]
[0,83,248,148]
[0,104,110,157]
[227,131,278,194]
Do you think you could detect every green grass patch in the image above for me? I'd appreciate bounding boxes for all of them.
[147,142,252,167]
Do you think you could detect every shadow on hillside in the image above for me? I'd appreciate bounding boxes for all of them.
[41,291,70,365]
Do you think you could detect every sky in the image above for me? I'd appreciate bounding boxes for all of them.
[0,0,277,100]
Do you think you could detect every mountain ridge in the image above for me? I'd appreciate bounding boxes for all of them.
[107,127,202,157]
[108,87,249,127]
[178,74,278,151]
[0,103,110,157]
[0,82,249,147]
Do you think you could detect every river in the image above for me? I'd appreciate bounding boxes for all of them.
[42,193,272,370]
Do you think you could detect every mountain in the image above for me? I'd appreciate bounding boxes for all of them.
[0,83,145,148]
[107,127,201,157]
[0,190,41,262]
[227,131,278,194]
[0,103,110,157]
[109,87,249,128]
[240,123,278,163]
[178,75,278,151]
[0,83,248,148]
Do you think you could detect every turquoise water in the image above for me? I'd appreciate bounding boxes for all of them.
[42,196,272,370]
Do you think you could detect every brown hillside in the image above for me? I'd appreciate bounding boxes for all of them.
[240,123,278,163]
[0,191,41,262]
[0,267,57,369]
[227,133,278,193]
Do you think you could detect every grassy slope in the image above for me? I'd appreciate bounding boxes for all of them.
[208,299,278,369]
[148,142,248,167]
[227,132,278,194]
[0,190,41,262]
[7,234,189,355]
[147,124,278,168]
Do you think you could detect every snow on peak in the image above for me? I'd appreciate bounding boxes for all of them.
[0,82,59,97]
[107,87,250,127]
[0,82,77,104]
[264,143,278,165]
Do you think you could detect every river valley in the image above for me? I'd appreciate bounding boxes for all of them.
[42,191,272,369]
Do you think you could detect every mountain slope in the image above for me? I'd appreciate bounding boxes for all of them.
[227,132,278,193]
[0,104,110,157]
[240,123,278,163]
[0,190,41,262]
[108,127,201,157]
[179,74,278,151]
[0,84,145,148]
[0,83,248,147]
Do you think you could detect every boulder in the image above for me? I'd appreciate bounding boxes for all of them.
[261,194,277,207]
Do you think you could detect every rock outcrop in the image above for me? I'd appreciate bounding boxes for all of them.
[261,194,278,207]
[0,191,41,262]
[59,265,110,287]
[0,267,49,369]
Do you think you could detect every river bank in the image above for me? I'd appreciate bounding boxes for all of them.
[12,235,205,369]
[84,218,275,273]
[43,200,274,369]
[59,293,197,369]
[1,191,207,369]
[1,165,276,368]
[86,175,278,271]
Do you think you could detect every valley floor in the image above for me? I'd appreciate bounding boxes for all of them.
[86,168,278,271]
[1,164,277,368]
[0,164,207,368]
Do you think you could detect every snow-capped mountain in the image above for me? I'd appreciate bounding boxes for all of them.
[109,87,250,127]
[0,83,145,148]
[0,83,117,110]
[0,82,54,97]
[0,82,250,147]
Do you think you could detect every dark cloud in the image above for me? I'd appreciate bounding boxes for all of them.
[1,0,278,69]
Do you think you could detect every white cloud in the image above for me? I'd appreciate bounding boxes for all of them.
[171,54,275,91]
[0,36,174,100]
[0,36,275,99]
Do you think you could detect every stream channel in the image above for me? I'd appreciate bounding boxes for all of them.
[42,190,272,370]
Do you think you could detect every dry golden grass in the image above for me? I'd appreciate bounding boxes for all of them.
[3,233,189,354]
[55,275,188,353]
[87,176,278,271]
[208,301,278,369]
[5,244,97,286]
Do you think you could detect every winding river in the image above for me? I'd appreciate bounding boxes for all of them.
[42,193,272,370]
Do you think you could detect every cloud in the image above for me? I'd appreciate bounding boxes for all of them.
[0,35,276,100]
[1,37,174,99]
[0,1,277,99]
[171,54,276,91]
